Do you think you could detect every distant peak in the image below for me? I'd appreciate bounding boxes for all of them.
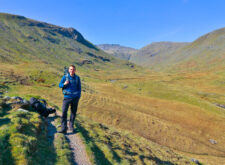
[97,44,137,50]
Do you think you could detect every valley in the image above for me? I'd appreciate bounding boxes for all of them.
[1,13,225,164]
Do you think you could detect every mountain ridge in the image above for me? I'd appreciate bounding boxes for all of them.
[130,41,189,67]
[100,26,225,73]
[97,44,137,60]
[161,27,225,72]
[0,12,132,71]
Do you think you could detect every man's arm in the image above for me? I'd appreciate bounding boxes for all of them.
[59,76,66,88]
[78,76,81,98]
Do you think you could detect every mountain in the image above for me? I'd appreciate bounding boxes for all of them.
[97,42,189,70]
[97,44,137,60]
[130,42,189,68]
[130,27,225,72]
[0,13,138,73]
[101,27,225,73]
[162,27,225,72]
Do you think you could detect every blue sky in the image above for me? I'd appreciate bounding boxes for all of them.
[0,0,225,49]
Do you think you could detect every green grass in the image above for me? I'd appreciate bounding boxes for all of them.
[0,99,57,165]
[115,76,225,117]
[75,115,193,165]
[53,116,72,165]
[0,97,72,165]
[0,128,14,165]
[0,12,137,76]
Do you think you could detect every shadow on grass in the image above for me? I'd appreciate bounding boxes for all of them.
[12,114,58,165]
[75,122,113,165]
[0,99,58,164]
[107,141,122,163]
[0,104,12,117]
[0,133,15,165]
[0,118,11,127]
[47,116,58,143]
[0,84,9,90]
[140,155,175,165]
[33,115,58,165]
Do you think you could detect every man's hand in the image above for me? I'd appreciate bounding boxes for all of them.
[64,80,69,86]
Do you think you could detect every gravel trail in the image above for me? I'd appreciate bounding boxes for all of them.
[47,115,92,165]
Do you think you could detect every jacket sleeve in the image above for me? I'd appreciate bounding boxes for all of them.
[59,76,66,88]
[78,76,81,98]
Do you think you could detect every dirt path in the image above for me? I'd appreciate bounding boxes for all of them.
[47,115,92,165]
[66,131,92,165]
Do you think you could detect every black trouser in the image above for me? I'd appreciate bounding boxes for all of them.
[61,97,79,131]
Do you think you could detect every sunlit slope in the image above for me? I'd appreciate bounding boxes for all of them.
[76,71,225,164]
[146,28,225,72]
[79,83,225,154]
[127,27,225,72]
[0,13,141,74]
[130,42,188,68]
[172,27,225,72]
[75,115,192,164]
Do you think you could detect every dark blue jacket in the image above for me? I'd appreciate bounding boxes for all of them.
[59,74,81,99]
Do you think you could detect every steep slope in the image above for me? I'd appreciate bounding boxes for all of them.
[97,44,137,60]
[165,27,225,72]
[130,42,189,68]
[133,27,225,72]
[0,13,138,73]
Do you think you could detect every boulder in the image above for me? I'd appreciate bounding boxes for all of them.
[3,96,11,100]
[123,85,128,89]
[17,108,29,113]
[209,139,217,144]
[22,99,29,104]
[191,158,200,164]
[12,96,23,100]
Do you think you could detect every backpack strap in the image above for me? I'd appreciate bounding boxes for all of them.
[62,75,80,95]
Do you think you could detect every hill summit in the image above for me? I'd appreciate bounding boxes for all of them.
[97,44,137,60]
[0,12,125,71]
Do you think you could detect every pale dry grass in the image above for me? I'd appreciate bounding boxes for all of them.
[78,81,225,164]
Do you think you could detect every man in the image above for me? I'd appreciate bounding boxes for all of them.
[58,64,81,133]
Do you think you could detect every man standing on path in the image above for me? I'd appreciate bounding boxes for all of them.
[58,64,81,133]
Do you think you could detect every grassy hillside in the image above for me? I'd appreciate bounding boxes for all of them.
[130,42,188,68]
[130,28,225,72]
[75,115,192,164]
[78,74,225,164]
[0,12,141,74]
[166,27,225,72]
[1,12,225,165]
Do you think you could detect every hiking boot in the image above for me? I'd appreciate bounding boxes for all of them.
[69,127,76,133]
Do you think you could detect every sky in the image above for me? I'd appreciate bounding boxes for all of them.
[0,0,225,49]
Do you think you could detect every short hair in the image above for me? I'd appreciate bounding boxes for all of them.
[69,64,76,70]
